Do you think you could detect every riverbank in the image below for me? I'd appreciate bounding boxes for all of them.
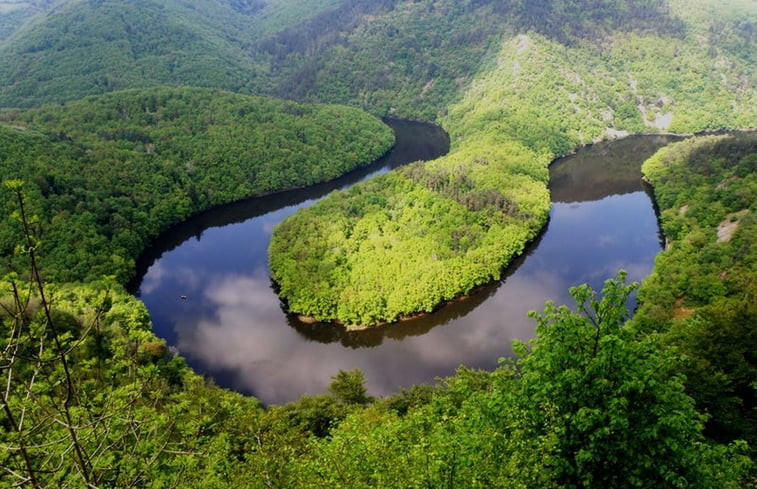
[269,23,755,327]
[0,87,395,284]
[135,131,677,404]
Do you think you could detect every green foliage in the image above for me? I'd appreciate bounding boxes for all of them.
[446,28,755,149]
[1,2,755,486]
[511,273,715,488]
[2,0,754,131]
[0,0,345,107]
[0,86,394,282]
[0,0,510,117]
[265,0,510,121]
[0,267,265,486]
[286,275,750,488]
[329,369,372,405]
[513,0,685,43]
[270,0,755,326]
[0,1,41,41]
[269,136,550,325]
[637,132,757,451]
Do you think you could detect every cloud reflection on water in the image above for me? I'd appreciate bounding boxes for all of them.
[167,261,578,402]
[144,190,662,405]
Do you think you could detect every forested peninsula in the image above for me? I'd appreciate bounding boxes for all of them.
[2,136,754,487]
[1,0,755,486]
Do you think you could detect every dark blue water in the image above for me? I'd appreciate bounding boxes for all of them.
[133,125,679,405]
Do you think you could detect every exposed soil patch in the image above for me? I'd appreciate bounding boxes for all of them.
[717,209,748,243]
[672,297,695,320]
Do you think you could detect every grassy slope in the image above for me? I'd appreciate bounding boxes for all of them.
[269,0,756,326]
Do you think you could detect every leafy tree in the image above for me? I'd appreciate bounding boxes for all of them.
[507,272,748,488]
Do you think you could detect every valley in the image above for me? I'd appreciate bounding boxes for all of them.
[0,1,754,487]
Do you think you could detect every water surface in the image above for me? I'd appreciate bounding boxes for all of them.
[134,126,679,404]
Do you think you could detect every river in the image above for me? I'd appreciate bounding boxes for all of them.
[132,120,680,405]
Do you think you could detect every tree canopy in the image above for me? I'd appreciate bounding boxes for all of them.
[0,86,394,283]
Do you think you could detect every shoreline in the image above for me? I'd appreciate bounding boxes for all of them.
[278,127,755,330]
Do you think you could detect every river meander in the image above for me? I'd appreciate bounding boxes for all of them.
[132,120,680,405]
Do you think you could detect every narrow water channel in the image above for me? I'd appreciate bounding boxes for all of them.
[132,121,680,405]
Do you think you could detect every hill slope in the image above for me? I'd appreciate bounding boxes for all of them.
[269,0,756,325]
[0,0,345,106]
[0,0,64,41]
[1,1,755,487]
[0,87,394,282]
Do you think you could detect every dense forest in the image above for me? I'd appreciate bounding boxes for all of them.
[0,0,755,487]
[2,0,754,121]
[0,86,394,283]
[3,131,755,485]
[270,0,755,325]
[269,137,551,325]
[0,0,349,106]
[638,133,756,448]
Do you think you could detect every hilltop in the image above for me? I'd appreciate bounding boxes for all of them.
[0,0,344,106]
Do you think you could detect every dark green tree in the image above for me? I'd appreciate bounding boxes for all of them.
[329,369,372,405]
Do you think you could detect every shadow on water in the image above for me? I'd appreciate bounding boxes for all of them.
[549,134,684,203]
[284,134,685,346]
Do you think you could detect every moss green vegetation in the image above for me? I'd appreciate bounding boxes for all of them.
[289,275,750,488]
[446,28,755,148]
[270,0,756,326]
[637,132,757,451]
[0,1,62,41]
[0,0,514,114]
[0,86,394,283]
[4,256,750,485]
[265,0,513,121]
[4,0,752,128]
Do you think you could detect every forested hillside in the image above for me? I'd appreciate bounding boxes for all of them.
[0,0,509,112]
[638,132,756,449]
[0,0,60,40]
[0,0,755,487]
[0,0,345,106]
[270,0,756,325]
[0,87,393,283]
[4,134,756,484]
[5,0,752,125]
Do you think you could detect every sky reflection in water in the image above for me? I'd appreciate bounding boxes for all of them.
[136,130,678,404]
